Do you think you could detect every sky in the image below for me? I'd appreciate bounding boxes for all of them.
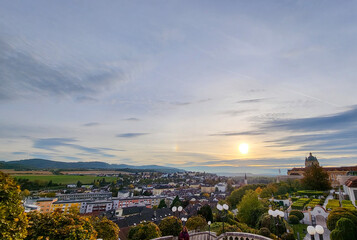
[1,1,357,174]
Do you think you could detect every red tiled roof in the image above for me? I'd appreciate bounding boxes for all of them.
[345,177,357,188]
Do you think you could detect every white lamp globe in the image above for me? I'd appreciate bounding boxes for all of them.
[223,204,229,210]
[172,206,177,212]
[272,210,278,217]
[178,206,183,212]
[315,225,324,235]
[279,211,284,218]
[208,221,211,225]
[268,210,273,216]
[217,204,223,211]
[307,226,316,235]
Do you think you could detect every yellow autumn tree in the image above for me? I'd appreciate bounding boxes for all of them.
[0,171,28,240]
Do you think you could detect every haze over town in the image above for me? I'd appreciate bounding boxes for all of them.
[1,1,357,174]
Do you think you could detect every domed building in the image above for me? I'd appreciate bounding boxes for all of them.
[305,152,319,167]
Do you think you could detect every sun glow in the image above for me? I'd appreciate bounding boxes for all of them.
[239,143,249,154]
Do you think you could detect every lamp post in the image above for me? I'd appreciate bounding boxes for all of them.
[217,203,229,238]
[307,225,324,240]
[207,221,211,240]
[181,217,187,226]
[268,209,285,238]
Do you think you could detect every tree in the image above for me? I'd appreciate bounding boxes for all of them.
[128,222,161,240]
[170,195,182,208]
[237,190,266,227]
[327,208,357,231]
[186,215,207,231]
[77,180,82,188]
[301,165,331,191]
[26,210,97,240]
[197,204,213,222]
[0,171,28,240]
[226,184,265,208]
[289,210,304,220]
[92,217,120,240]
[21,189,31,199]
[288,215,299,224]
[158,199,167,209]
[330,217,357,240]
[159,216,182,236]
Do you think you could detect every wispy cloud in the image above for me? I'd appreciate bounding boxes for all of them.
[116,133,149,138]
[210,131,264,136]
[123,118,140,121]
[237,98,266,104]
[82,122,100,127]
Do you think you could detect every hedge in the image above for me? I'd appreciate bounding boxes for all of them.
[289,210,304,220]
[326,199,340,211]
[291,198,310,210]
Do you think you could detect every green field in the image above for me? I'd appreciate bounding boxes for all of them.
[13,175,118,184]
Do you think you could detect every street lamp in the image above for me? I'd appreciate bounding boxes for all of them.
[307,225,324,240]
[181,217,187,226]
[307,226,316,240]
[208,221,211,240]
[217,204,229,237]
[268,209,285,238]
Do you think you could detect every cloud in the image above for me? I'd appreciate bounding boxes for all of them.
[83,122,100,127]
[221,110,253,117]
[0,39,124,102]
[116,133,149,138]
[123,118,140,121]
[210,131,264,136]
[264,106,357,132]
[33,138,115,157]
[237,98,266,104]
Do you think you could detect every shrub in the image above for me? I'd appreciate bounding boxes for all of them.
[128,222,161,240]
[330,217,357,240]
[186,215,206,231]
[297,190,324,196]
[259,227,270,237]
[288,215,300,224]
[289,210,304,220]
[158,216,182,236]
[326,199,341,211]
[327,208,357,231]
[281,232,295,240]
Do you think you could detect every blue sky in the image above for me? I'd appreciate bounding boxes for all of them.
[1,1,357,174]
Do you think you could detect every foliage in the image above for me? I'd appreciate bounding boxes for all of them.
[186,215,207,231]
[330,217,357,240]
[159,216,182,236]
[289,210,304,220]
[0,171,28,240]
[128,221,161,240]
[226,184,265,208]
[26,210,97,240]
[291,198,310,210]
[326,199,341,210]
[209,222,240,235]
[327,208,357,231]
[259,227,271,237]
[341,200,356,210]
[237,190,266,227]
[158,199,167,209]
[297,190,324,196]
[197,204,213,222]
[288,215,299,224]
[257,213,286,236]
[170,195,182,208]
[290,223,307,239]
[301,165,331,191]
[281,232,295,240]
[306,199,324,209]
[92,217,120,240]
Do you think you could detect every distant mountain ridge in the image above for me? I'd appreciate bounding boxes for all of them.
[1,159,184,173]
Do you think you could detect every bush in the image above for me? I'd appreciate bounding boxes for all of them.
[259,227,270,237]
[186,215,206,231]
[281,232,295,240]
[128,222,161,240]
[288,215,300,224]
[326,199,341,211]
[158,216,182,236]
[330,217,357,240]
[289,210,304,220]
[327,208,357,231]
[297,190,324,196]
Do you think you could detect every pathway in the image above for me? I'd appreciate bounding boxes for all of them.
[323,190,334,209]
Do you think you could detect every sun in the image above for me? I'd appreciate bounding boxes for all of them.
[239,143,249,154]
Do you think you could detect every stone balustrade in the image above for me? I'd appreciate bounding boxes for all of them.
[152,231,272,240]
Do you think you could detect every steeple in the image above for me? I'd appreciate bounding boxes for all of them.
[244,173,248,185]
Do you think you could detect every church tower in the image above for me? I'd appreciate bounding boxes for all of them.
[244,173,248,185]
[305,152,319,167]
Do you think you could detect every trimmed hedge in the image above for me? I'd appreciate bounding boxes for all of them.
[288,215,300,224]
[342,200,356,210]
[290,210,304,220]
[291,198,310,210]
[306,199,324,209]
[297,190,324,196]
[326,199,340,211]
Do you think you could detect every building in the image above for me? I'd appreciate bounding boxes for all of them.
[201,185,215,193]
[287,153,357,187]
[343,177,357,206]
[112,196,164,209]
[50,200,83,213]
[56,192,112,200]
[215,183,227,192]
[35,198,58,213]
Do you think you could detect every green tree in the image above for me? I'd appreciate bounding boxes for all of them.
[26,210,97,240]
[0,171,28,240]
[237,190,266,227]
[158,199,167,209]
[77,180,82,188]
[128,222,161,240]
[170,195,182,208]
[159,216,182,236]
[301,165,331,191]
[327,208,357,231]
[197,204,213,222]
[226,184,265,208]
[92,217,120,240]
[186,215,207,231]
[330,217,357,240]
[21,189,31,199]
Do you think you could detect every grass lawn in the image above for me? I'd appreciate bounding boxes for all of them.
[13,175,118,184]
[291,223,307,240]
